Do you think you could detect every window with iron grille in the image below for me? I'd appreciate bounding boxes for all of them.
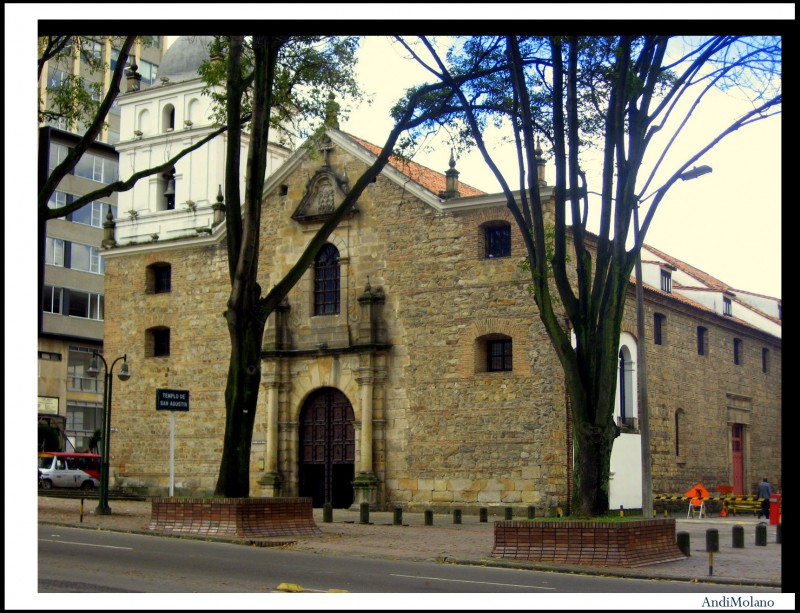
[487,338,513,372]
[314,244,340,315]
[654,313,666,345]
[697,326,708,356]
[155,266,171,293]
[146,263,172,294]
[484,223,511,259]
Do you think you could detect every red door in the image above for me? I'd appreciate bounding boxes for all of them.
[732,424,744,494]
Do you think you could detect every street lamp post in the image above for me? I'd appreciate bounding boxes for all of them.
[87,352,131,515]
[635,165,712,518]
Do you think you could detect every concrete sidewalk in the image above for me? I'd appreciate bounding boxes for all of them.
[37,497,782,588]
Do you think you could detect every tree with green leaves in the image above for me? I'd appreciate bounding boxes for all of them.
[394,35,781,517]
[204,35,476,497]
[39,34,465,498]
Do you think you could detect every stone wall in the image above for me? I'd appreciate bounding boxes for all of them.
[103,136,781,507]
[625,289,782,496]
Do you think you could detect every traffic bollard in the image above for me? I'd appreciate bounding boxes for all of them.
[424,509,433,526]
[323,502,333,523]
[755,522,767,546]
[504,507,513,520]
[453,509,462,524]
[676,531,691,556]
[359,502,370,524]
[479,507,488,522]
[705,528,719,552]
[393,507,402,526]
[527,505,536,519]
[732,525,744,548]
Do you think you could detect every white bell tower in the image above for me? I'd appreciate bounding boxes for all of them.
[112,36,291,245]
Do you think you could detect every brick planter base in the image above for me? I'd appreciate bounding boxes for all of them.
[493,518,686,567]
[148,497,321,539]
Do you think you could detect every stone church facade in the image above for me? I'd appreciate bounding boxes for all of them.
[100,37,781,512]
[102,128,781,511]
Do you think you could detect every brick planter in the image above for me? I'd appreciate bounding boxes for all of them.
[148,497,321,539]
[493,518,686,567]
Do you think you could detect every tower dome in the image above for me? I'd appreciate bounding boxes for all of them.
[157,36,214,83]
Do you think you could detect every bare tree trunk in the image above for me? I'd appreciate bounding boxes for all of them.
[215,312,266,497]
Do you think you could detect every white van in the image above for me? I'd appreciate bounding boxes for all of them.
[38,452,101,490]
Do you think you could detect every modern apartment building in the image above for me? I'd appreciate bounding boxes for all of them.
[37,36,169,451]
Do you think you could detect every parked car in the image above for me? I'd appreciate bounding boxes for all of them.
[38,452,101,490]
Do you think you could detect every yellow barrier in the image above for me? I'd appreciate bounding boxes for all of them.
[654,495,765,517]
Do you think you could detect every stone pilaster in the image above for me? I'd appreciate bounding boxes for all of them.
[257,371,282,496]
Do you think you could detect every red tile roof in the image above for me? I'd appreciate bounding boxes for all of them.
[638,243,781,329]
[644,243,730,291]
[342,132,486,198]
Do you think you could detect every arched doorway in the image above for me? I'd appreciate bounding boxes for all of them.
[298,387,355,508]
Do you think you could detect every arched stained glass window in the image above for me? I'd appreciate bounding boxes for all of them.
[314,244,340,315]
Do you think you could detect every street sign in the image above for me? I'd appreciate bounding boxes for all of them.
[156,388,190,411]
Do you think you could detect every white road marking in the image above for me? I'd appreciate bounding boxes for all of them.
[390,573,556,590]
[39,538,133,550]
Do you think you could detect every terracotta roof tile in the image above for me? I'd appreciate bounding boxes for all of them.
[644,243,730,291]
[643,243,780,327]
[343,132,486,198]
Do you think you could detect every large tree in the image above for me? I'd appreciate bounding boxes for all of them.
[395,35,781,516]
[39,34,463,498]
[205,35,470,496]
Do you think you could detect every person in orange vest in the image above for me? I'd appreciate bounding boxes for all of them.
[756,477,771,519]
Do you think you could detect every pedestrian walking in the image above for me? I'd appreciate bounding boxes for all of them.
[756,477,771,519]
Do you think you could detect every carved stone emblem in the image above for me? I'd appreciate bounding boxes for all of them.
[292,166,354,223]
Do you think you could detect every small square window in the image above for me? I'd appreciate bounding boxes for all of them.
[484,225,511,259]
[487,339,512,372]
[147,327,170,357]
[147,263,172,294]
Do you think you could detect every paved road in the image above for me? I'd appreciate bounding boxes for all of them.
[37,524,780,595]
[34,496,783,588]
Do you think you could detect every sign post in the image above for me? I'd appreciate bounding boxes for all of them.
[156,389,190,496]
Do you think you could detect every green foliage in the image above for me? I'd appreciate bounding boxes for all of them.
[198,35,363,144]
[38,424,62,452]
[87,429,102,453]
[38,35,130,128]
[515,224,567,291]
